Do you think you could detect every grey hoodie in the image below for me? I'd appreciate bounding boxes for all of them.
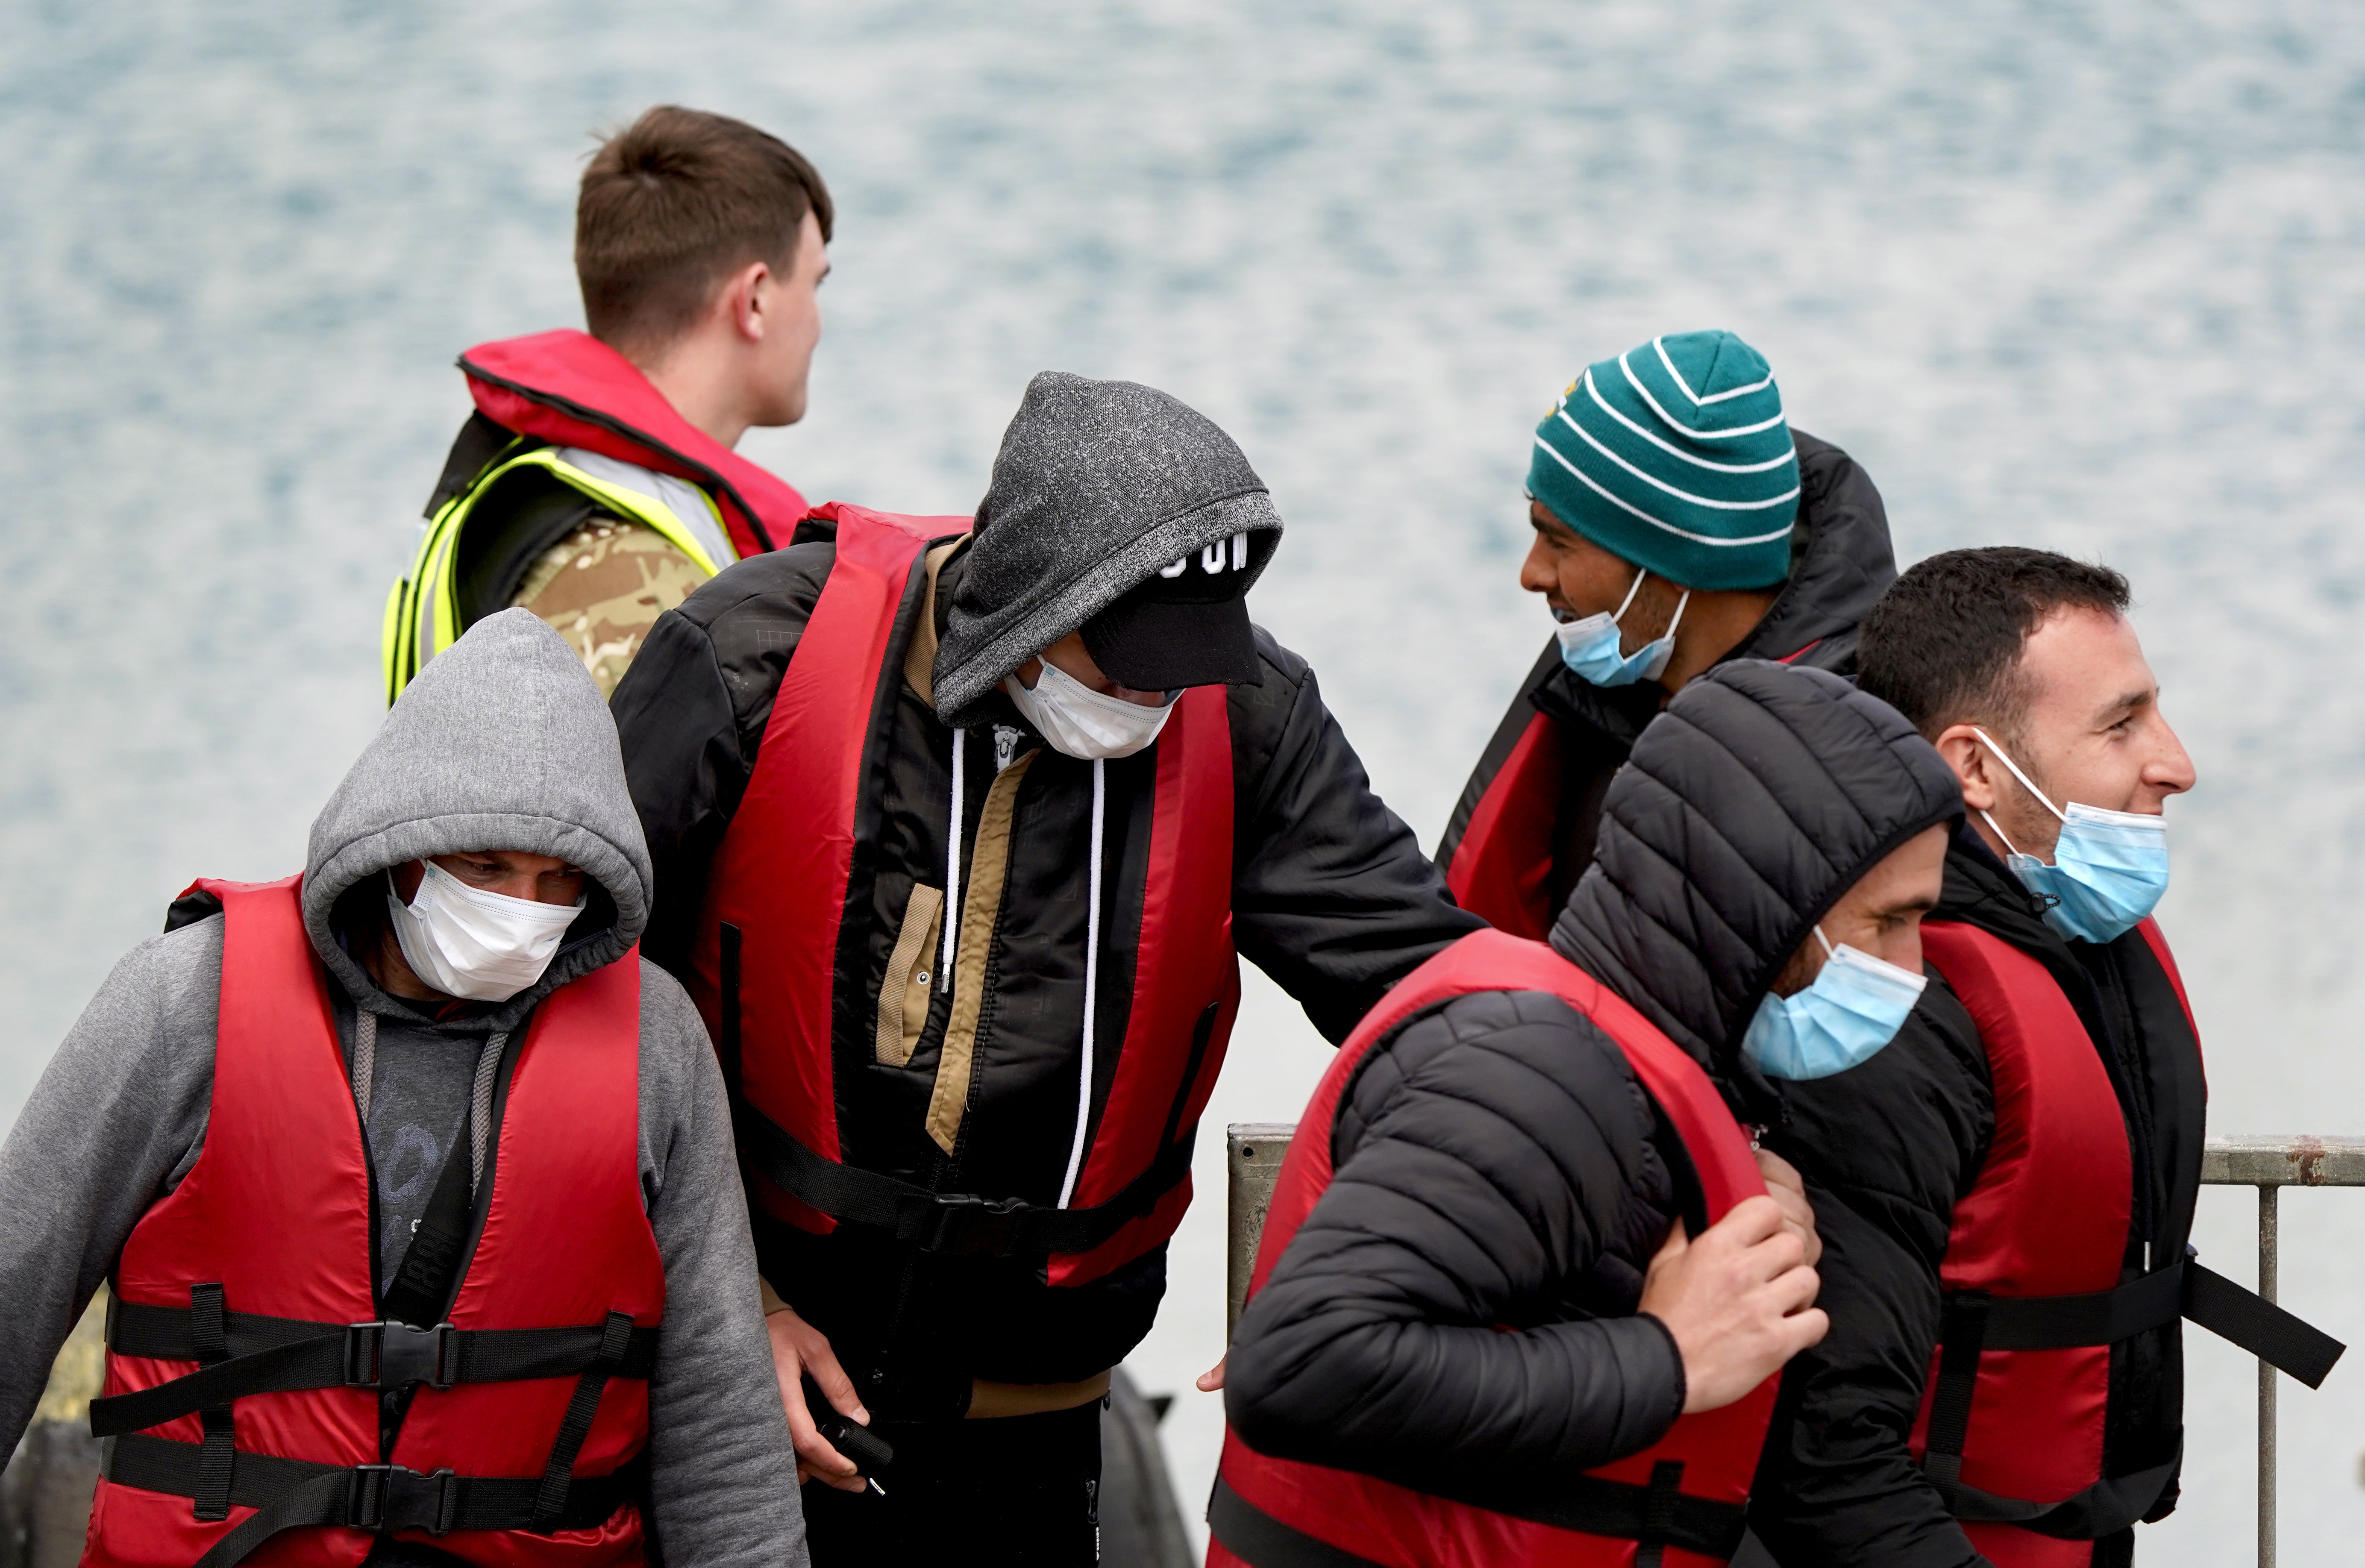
[0,610,805,1568]
[931,371,1283,728]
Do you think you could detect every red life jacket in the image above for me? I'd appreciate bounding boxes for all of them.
[85,876,664,1568]
[1907,917,2203,1565]
[687,503,1243,1289]
[1211,928,1772,1568]
[1441,642,1833,940]
[1441,708,1565,939]
[459,329,809,561]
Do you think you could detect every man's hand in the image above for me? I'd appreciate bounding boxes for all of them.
[1196,1353,1225,1393]
[1637,1194,1826,1414]
[1753,1147,1821,1267]
[767,1305,871,1491]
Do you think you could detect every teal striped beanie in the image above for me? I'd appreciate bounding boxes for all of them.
[1528,329,1801,590]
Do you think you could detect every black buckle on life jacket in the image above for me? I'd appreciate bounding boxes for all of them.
[901,1191,1029,1255]
[343,1321,457,1391]
[345,1464,459,1536]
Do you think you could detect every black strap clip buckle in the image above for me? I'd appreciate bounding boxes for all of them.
[344,1321,458,1391]
[905,1191,1027,1255]
[347,1464,458,1536]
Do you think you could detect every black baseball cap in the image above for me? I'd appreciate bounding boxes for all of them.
[1080,529,1277,691]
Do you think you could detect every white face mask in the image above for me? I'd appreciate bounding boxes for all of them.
[1003,659,1179,761]
[385,860,585,1002]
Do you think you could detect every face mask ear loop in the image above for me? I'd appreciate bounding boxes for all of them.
[1813,924,1836,960]
[1056,759,1106,1211]
[1980,808,2027,859]
[1610,567,1648,624]
[1662,589,1691,643]
[1970,727,2067,823]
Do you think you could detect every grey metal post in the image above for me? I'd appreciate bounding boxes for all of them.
[2258,1183,2277,1568]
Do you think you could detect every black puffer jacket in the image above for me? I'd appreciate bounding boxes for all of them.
[1749,821,2205,1568]
[1225,662,1960,1504]
[1437,430,1898,901]
[612,537,1481,1393]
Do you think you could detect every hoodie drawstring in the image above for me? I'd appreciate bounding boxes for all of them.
[1056,759,1107,1210]
[350,1009,378,1124]
[942,727,1106,1210]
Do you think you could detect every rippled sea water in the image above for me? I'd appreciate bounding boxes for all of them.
[8,1,2365,1555]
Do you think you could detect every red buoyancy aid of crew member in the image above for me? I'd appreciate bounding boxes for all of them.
[85,877,664,1568]
[1211,929,1773,1568]
[1904,918,2340,1563]
[688,503,1243,1289]
[460,329,809,561]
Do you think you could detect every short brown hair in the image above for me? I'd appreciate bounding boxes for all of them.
[1857,546,2131,743]
[576,106,833,353]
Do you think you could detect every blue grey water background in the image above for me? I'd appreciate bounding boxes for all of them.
[6,0,2365,1555]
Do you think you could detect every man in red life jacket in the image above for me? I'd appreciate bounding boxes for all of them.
[1215,661,1964,1568]
[0,611,803,1568]
[610,371,1486,1564]
[386,106,829,701]
[1749,549,2341,1568]
[1436,330,1900,939]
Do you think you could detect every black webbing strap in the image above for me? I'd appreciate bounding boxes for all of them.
[532,1312,635,1528]
[1973,1264,2185,1350]
[733,1097,1193,1259]
[1633,1461,1686,1568]
[1939,1442,2185,1541]
[93,1302,658,1438]
[106,1433,638,1568]
[190,1285,233,1522]
[1206,1463,1747,1567]
[1920,1291,1989,1505]
[1920,1260,2329,1538]
[2183,1262,2345,1388]
[1207,1478,1389,1568]
[380,1130,478,1331]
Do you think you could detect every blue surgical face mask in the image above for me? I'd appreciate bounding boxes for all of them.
[1742,925,1927,1081]
[1971,727,2170,945]
[1554,567,1690,687]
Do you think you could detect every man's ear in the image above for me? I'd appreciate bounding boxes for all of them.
[723,260,771,341]
[1933,723,1997,813]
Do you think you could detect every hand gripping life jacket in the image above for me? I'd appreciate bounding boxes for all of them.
[1210,928,1773,1568]
[687,503,1243,1289]
[1909,918,2340,1566]
[382,329,808,702]
[84,876,665,1568]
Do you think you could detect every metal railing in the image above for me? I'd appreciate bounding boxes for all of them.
[1228,1126,2365,1567]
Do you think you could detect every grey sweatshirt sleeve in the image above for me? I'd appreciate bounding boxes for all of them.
[0,918,223,1452]
[635,959,807,1568]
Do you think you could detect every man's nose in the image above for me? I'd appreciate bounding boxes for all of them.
[1518,537,1557,595]
[2148,718,2198,795]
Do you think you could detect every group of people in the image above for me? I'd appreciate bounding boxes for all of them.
[0,103,2341,1568]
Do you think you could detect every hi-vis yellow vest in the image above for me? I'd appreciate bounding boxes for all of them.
[381,441,737,705]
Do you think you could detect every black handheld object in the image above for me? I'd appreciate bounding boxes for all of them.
[802,1375,894,1478]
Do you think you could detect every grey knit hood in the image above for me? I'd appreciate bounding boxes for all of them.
[301,608,653,1017]
[932,371,1284,727]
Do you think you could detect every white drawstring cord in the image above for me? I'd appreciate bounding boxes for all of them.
[1056,759,1107,1210]
[942,729,965,985]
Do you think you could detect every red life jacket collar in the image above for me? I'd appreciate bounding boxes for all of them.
[460,329,808,560]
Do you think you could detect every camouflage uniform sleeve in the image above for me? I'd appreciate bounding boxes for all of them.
[514,517,711,697]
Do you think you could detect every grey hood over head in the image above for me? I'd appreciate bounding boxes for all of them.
[931,370,1284,728]
[301,608,653,1016]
